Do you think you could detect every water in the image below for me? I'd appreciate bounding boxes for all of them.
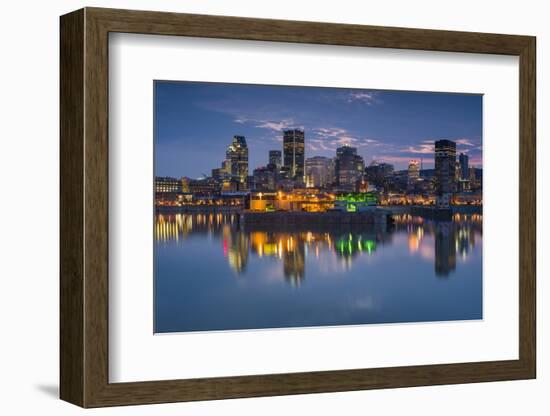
[154,212,482,333]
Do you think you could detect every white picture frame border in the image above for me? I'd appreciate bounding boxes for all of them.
[108,33,519,383]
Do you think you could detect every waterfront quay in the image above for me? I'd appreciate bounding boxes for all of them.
[156,203,481,228]
[156,205,241,214]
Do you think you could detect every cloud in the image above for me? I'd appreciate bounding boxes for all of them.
[372,155,420,164]
[308,127,381,154]
[405,143,434,154]
[233,116,301,133]
[371,137,482,168]
[455,138,476,147]
[255,119,298,132]
[347,91,379,105]
[406,138,479,155]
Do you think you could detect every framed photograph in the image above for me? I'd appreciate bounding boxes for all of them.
[60,7,536,407]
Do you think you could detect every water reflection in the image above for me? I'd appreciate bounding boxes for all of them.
[155,212,482,281]
[154,212,482,332]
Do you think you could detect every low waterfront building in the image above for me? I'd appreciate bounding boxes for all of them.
[188,178,218,196]
[333,192,378,212]
[155,176,182,193]
[249,191,277,211]
[155,192,193,206]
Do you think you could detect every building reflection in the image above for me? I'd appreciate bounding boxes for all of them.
[283,240,305,286]
[434,222,457,277]
[394,213,482,277]
[223,225,249,274]
[155,212,482,282]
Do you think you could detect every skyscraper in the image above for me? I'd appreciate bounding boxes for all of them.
[305,156,332,188]
[459,153,469,180]
[269,150,282,170]
[283,129,305,182]
[253,165,277,191]
[435,139,457,208]
[408,160,420,182]
[225,135,248,184]
[365,161,394,188]
[335,145,365,189]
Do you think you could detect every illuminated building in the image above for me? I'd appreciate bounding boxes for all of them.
[469,166,477,182]
[221,178,241,192]
[334,192,378,212]
[305,156,333,188]
[283,129,305,182]
[335,145,364,189]
[269,150,282,170]
[278,165,291,181]
[408,160,420,182]
[459,153,469,180]
[435,139,456,208]
[181,177,190,193]
[188,178,217,196]
[357,177,369,192]
[457,153,470,191]
[365,161,394,188]
[155,176,182,193]
[249,191,277,211]
[225,135,249,184]
[211,167,227,182]
[468,166,483,191]
[253,164,277,191]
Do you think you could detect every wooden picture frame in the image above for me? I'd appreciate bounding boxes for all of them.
[60,7,536,408]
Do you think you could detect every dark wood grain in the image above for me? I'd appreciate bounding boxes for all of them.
[60,7,537,408]
[518,38,536,375]
[59,8,84,406]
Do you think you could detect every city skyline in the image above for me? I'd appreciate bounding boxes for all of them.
[154,81,482,178]
[154,80,483,334]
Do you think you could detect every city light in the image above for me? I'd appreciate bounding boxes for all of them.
[155,135,481,215]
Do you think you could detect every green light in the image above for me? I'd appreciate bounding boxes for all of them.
[336,192,378,207]
[364,240,376,253]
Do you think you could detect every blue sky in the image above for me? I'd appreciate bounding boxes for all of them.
[154,81,482,178]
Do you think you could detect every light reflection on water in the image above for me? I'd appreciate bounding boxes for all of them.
[154,212,482,333]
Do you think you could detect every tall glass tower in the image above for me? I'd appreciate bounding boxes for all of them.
[268,150,282,170]
[283,129,305,182]
[459,153,469,180]
[435,139,457,208]
[335,145,364,189]
[225,135,248,184]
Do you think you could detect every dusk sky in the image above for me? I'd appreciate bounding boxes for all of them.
[154,81,482,179]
